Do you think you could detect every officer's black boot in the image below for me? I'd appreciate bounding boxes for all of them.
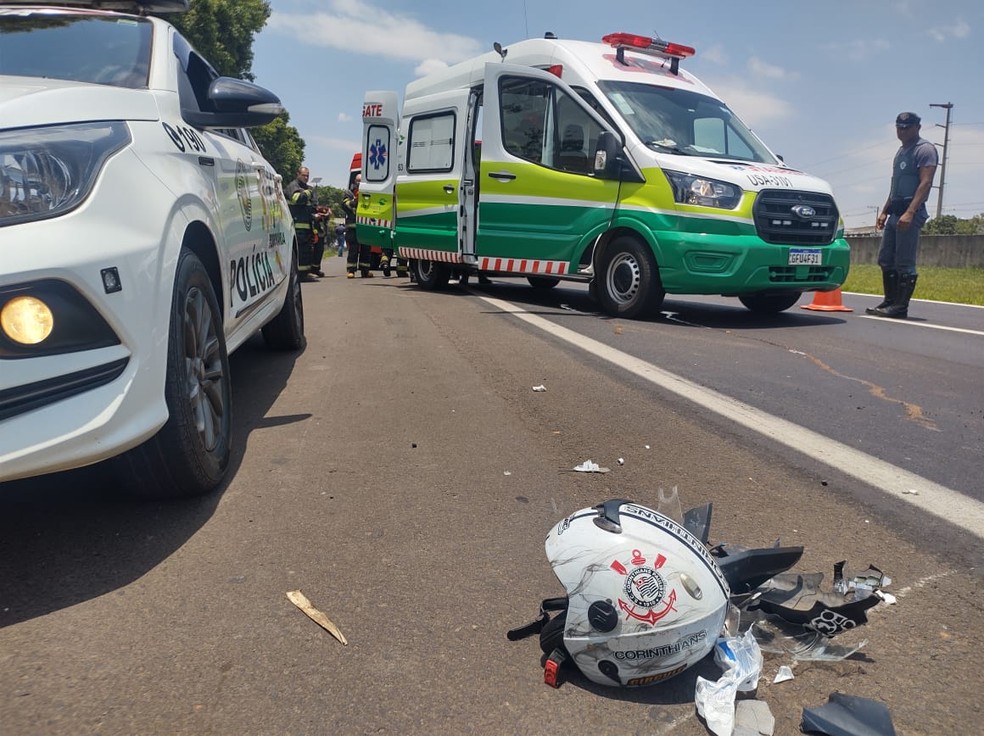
[872,273,916,319]
[865,269,899,314]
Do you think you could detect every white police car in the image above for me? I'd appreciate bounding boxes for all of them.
[0,1,305,498]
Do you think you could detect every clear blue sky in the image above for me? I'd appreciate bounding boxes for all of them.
[251,0,984,230]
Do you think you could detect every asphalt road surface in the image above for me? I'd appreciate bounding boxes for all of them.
[2,255,982,735]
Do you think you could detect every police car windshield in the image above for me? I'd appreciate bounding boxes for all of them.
[0,11,152,89]
[598,81,778,164]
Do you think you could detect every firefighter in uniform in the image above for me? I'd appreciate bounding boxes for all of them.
[380,245,409,278]
[285,166,323,278]
[342,172,372,278]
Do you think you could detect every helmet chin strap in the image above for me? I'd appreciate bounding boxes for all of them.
[506,597,568,641]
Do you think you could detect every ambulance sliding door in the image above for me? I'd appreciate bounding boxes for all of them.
[358,91,399,250]
[479,63,621,268]
[396,89,472,259]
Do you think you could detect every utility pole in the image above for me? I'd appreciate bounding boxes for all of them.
[929,102,953,219]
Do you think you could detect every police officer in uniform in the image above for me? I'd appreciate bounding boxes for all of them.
[868,112,938,319]
[285,166,323,279]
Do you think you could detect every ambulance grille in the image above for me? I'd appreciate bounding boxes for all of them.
[753,190,839,245]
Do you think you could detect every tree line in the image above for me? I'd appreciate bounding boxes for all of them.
[923,214,984,236]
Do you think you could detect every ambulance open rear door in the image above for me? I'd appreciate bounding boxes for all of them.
[357,91,399,252]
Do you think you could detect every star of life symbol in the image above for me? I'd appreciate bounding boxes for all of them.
[610,550,677,625]
[369,139,387,170]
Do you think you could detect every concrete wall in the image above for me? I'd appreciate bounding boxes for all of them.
[846,235,984,268]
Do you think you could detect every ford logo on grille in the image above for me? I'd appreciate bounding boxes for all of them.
[792,205,816,219]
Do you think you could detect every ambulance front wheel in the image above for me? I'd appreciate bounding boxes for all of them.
[597,236,665,319]
[411,258,451,290]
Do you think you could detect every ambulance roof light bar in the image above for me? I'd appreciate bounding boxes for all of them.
[601,32,695,75]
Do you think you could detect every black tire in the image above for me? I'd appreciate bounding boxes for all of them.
[411,258,451,291]
[262,247,306,350]
[738,291,802,314]
[539,613,568,656]
[597,236,665,318]
[117,249,232,499]
[527,276,560,289]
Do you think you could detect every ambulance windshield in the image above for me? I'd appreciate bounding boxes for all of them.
[598,81,778,164]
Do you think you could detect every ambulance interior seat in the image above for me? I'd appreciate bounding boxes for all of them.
[557,123,588,173]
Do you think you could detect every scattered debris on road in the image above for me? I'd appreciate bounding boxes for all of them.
[773,665,795,684]
[572,460,609,473]
[801,692,896,736]
[735,699,776,736]
[507,497,896,735]
[286,590,348,646]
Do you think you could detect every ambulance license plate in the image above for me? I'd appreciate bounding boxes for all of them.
[788,248,822,265]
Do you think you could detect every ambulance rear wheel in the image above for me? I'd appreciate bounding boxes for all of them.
[598,236,664,319]
[412,259,451,290]
[527,276,560,289]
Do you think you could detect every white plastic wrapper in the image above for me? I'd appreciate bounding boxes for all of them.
[694,630,763,736]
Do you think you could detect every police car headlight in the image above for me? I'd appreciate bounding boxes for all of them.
[663,170,741,210]
[0,122,131,228]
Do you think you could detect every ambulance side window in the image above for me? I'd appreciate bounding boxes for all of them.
[407,111,456,173]
[499,76,604,175]
[500,77,547,163]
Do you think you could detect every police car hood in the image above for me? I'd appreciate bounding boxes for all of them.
[0,75,160,129]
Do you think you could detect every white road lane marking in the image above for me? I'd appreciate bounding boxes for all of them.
[481,296,984,541]
[856,316,984,336]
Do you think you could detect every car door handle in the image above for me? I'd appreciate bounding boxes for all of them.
[443,185,455,194]
[488,171,516,181]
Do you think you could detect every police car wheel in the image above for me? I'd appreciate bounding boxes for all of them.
[527,276,560,289]
[598,236,664,319]
[738,291,802,314]
[262,247,307,350]
[116,249,232,499]
[412,259,451,290]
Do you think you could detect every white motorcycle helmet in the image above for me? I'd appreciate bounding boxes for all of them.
[527,499,730,687]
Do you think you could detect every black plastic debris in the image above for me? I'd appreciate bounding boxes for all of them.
[711,541,805,595]
[746,565,882,636]
[801,692,896,735]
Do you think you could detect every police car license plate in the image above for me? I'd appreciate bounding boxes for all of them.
[788,248,822,265]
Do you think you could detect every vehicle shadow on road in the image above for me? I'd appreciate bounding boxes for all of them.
[0,333,302,629]
[443,279,851,330]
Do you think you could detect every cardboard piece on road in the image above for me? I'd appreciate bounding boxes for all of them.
[286,589,348,646]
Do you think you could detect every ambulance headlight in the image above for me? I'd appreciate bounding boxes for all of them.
[0,122,131,227]
[663,170,741,210]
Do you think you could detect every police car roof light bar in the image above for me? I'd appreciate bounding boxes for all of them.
[601,32,695,75]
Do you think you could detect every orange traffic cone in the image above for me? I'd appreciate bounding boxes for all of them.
[801,288,853,312]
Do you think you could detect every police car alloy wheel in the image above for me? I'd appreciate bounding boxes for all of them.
[116,249,232,499]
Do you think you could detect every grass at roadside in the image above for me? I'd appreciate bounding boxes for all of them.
[843,264,984,306]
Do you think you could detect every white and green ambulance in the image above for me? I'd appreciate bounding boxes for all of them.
[357,32,850,318]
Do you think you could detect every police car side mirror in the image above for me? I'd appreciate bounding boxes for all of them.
[183,78,285,129]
